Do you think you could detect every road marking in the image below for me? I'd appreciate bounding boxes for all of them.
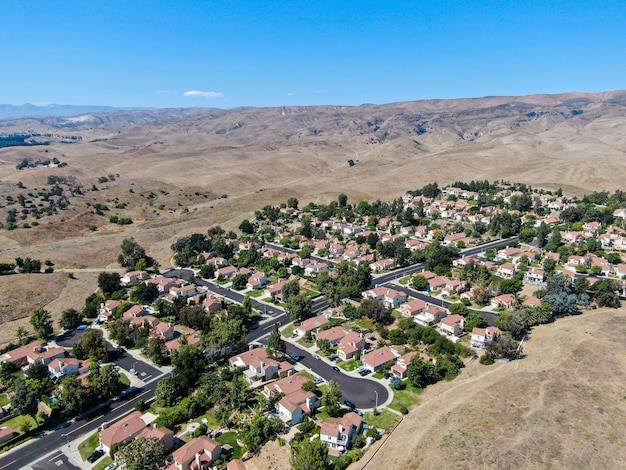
[48,451,63,461]
[0,460,16,469]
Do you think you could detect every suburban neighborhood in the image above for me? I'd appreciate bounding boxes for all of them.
[0,180,625,469]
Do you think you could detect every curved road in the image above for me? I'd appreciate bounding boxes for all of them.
[165,268,390,409]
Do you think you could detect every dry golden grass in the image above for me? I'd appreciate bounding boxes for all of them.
[354,308,626,470]
[0,271,98,346]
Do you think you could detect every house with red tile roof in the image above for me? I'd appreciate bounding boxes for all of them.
[398,298,427,317]
[99,299,122,322]
[0,341,66,366]
[490,293,516,310]
[414,304,448,327]
[167,436,221,470]
[320,412,363,455]
[165,333,202,354]
[121,270,148,286]
[361,346,400,372]
[264,374,321,425]
[123,305,148,319]
[226,459,247,470]
[337,331,366,361]
[295,315,330,336]
[229,347,291,383]
[48,357,90,379]
[100,411,172,454]
[316,326,349,345]
[439,314,465,338]
[471,326,502,349]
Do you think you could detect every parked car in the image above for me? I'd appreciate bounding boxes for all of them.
[312,354,321,360]
[343,400,356,410]
[290,354,300,362]
[331,366,340,372]
[313,377,324,385]
[383,372,392,379]
[104,464,118,470]
[359,369,371,376]
[87,449,104,463]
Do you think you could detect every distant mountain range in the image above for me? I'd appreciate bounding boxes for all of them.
[0,103,117,120]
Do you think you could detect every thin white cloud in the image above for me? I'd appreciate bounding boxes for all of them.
[286,92,294,96]
[183,90,224,99]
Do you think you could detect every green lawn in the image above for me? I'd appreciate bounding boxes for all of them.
[388,382,423,413]
[399,276,410,285]
[298,371,316,381]
[93,457,114,470]
[328,317,345,327]
[281,325,296,338]
[364,410,400,431]
[216,431,244,459]
[0,394,9,407]
[247,289,264,297]
[297,337,315,348]
[3,415,36,433]
[340,359,360,372]
[78,431,100,461]
[304,288,321,298]
[120,373,130,387]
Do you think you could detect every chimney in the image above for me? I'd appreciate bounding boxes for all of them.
[195,452,202,469]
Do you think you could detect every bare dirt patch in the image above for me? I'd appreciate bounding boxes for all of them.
[354,308,626,470]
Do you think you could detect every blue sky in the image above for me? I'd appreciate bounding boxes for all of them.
[1,0,624,108]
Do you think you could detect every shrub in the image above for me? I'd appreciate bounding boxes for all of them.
[398,405,409,415]
[479,353,495,365]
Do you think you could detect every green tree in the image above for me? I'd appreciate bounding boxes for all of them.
[15,326,30,345]
[361,298,393,326]
[57,375,93,418]
[11,379,38,421]
[239,219,254,234]
[464,312,488,332]
[88,364,125,400]
[155,376,181,407]
[118,238,151,269]
[290,437,329,470]
[322,380,343,417]
[82,293,104,319]
[107,318,133,347]
[338,193,348,207]
[231,273,248,289]
[266,324,286,358]
[59,308,83,330]
[406,357,438,389]
[145,337,168,365]
[30,308,53,339]
[97,272,121,296]
[411,274,429,291]
[282,279,301,302]
[115,437,165,470]
[130,283,159,304]
[171,343,205,391]
[286,294,312,323]
[448,303,469,316]
[72,329,109,361]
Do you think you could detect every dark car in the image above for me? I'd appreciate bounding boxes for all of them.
[87,449,104,463]
[331,366,340,372]
[383,372,392,379]
[343,400,356,410]
[359,369,371,376]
